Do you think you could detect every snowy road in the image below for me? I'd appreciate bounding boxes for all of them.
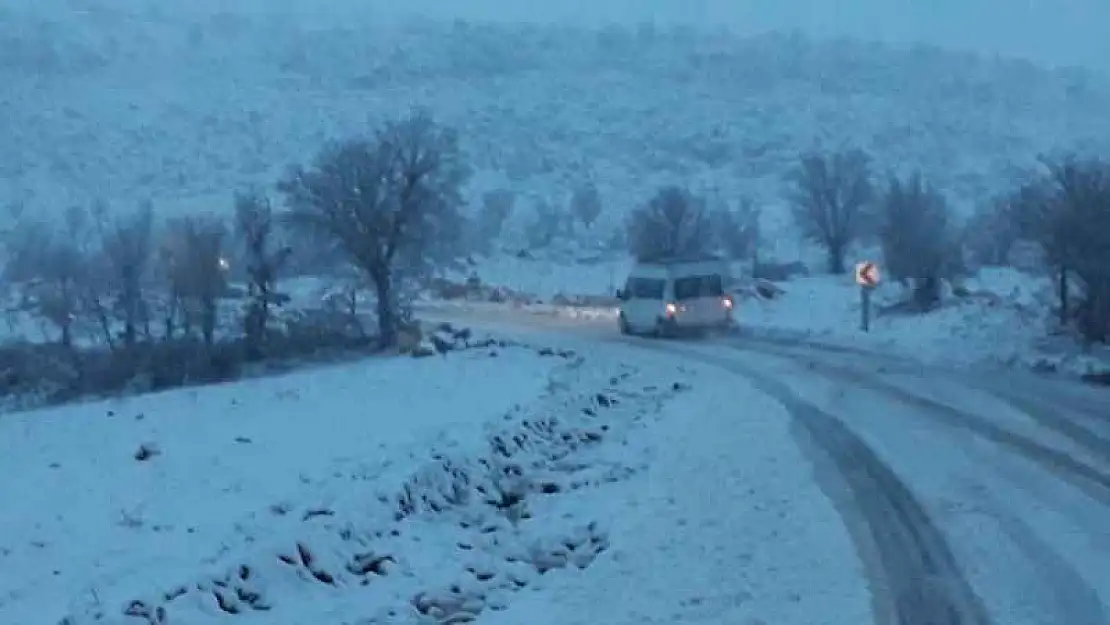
[424,303,1110,625]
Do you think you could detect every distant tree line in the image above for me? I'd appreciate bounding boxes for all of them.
[0,110,475,406]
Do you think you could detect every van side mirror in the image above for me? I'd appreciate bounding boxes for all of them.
[615,289,626,300]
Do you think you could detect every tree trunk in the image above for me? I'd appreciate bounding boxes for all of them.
[373,273,397,348]
[827,243,846,274]
[123,318,136,348]
[201,300,217,347]
[258,284,271,339]
[95,306,115,352]
[1058,267,1069,327]
[242,283,262,358]
[122,285,140,348]
[60,321,73,349]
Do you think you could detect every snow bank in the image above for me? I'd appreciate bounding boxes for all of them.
[5,331,696,625]
[0,338,558,623]
[734,268,1110,378]
[463,254,631,300]
[479,356,873,625]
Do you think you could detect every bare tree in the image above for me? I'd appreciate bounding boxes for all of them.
[878,173,962,311]
[524,198,563,249]
[962,180,1049,268]
[626,185,712,261]
[234,189,291,358]
[96,201,156,349]
[1035,157,1110,340]
[3,207,96,350]
[785,149,874,273]
[163,216,229,346]
[279,110,468,347]
[710,196,760,262]
[570,180,603,229]
[478,188,515,242]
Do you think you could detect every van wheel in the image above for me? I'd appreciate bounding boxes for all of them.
[654,318,677,339]
[618,314,632,335]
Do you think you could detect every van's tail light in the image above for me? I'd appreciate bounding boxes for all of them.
[722,296,734,309]
[664,302,678,316]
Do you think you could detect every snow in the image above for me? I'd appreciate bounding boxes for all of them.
[478,358,872,625]
[464,254,631,300]
[733,268,1110,376]
[0,341,559,623]
[1,319,878,625]
[3,4,1108,624]
[719,345,1110,624]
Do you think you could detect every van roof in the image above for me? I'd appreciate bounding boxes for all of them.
[627,256,729,280]
[635,252,724,265]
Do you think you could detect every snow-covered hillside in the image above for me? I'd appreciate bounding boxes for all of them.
[9,0,1110,72]
[3,5,1110,234]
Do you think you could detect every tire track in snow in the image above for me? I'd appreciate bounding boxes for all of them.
[732,331,1110,470]
[627,340,992,625]
[960,484,1109,625]
[977,383,1110,464]
[732,339,1110,506]
[721,338,1110,625]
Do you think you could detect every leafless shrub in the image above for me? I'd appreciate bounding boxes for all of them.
[96,201,156,349]
[524,198,564,249]
[478,188,515,242]
[2,206,91,350]
[161,215,230,346]
[710,196,760,261]
[234,189,292,359]
[570,180,603,229]
[626,185,712,261]
[963,183,1047,268]
[877,172,964,311]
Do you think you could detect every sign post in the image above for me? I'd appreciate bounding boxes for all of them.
[854,261,880,332]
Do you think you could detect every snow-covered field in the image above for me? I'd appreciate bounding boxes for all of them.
[0,328,867,625]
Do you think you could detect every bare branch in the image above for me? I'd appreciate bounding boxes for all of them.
[785,149,874,273]
[710,196,760,261]
[163,215,229,346]
[280,110,469,347]
[626,185,713,261]
[878,173,963,311]
[570,180,603,229]
[234,189,292,357]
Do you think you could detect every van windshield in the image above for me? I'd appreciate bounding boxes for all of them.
[674,275,724,300]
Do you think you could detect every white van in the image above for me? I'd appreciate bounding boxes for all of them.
[615,257,734,336]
